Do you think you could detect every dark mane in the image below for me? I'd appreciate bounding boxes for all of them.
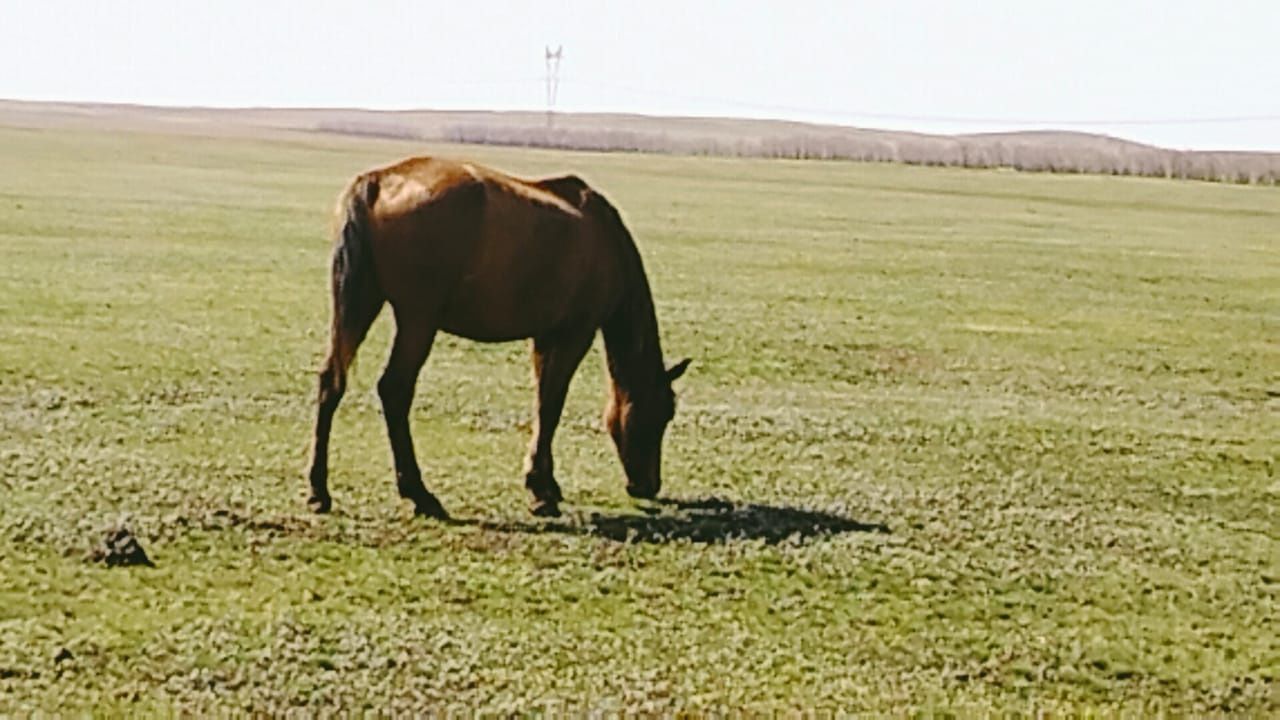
[532,174,591,208]
[591,191,667,398]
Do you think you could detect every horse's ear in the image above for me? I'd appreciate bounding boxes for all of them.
[666,357,692,383]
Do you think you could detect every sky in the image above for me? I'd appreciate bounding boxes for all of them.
[2,1,1278,151]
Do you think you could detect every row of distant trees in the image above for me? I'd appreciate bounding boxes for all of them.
[313,121,1280,185]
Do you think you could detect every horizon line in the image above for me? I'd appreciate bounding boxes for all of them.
[3,96,1278,156]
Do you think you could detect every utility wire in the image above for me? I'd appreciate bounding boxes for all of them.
[550,78,1280,127]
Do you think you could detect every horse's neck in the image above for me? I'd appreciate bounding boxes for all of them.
[601,273,665,401]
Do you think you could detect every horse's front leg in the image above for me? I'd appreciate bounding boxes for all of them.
[524,329,595,517]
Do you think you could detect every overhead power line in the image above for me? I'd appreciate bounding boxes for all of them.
[553,78,1280,127]
[418,74,1278,128]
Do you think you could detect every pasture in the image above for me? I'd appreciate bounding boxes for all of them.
[0,124,1276,712]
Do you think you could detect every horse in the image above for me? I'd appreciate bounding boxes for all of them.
[306,156,690,519]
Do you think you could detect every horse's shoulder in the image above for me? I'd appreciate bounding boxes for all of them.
[483,171,583,219]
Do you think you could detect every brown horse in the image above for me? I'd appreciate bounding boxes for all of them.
[306,156,690,519]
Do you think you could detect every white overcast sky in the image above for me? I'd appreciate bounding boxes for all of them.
[3,1,1278,151]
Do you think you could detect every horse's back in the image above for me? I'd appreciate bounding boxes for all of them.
[359,157,625,341]
[367,157,585,222]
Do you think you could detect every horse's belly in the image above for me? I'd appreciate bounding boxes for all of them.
[437,309,545,343]
[437,276,584,342]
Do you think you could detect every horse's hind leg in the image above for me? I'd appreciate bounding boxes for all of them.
[377,309,447,519]
[307,357,346,513]
[308,304,383,513]
[524,328,596,517]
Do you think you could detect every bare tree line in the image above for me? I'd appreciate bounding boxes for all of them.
[311,118,1280,185]
[3,100,1273,185]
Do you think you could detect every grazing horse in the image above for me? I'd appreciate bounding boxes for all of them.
[306,156,690,519]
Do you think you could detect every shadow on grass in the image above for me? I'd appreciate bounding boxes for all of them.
[166,497,886,550]
[472,496,888,544]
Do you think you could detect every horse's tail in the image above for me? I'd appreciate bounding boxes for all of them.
[325,174,383,391]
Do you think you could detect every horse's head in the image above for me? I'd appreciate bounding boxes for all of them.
[605,357,691,499]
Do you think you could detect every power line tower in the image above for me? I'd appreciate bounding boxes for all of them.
[544,45,562,129]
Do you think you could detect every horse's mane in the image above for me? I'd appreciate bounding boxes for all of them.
[589,190,667,396]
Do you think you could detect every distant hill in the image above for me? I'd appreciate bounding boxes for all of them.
[2,99,1276,184]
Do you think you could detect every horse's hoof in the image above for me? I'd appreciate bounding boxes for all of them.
[307,495,332,514]
[525,473,563,505]
[413,494,450,521]
[530,499,562,518]
[626,483,659,500]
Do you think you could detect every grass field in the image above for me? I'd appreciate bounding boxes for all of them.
[0,124,1277,712]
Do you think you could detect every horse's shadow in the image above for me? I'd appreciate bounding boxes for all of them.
[472,496,888,544]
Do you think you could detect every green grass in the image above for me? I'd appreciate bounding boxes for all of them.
[0,125,1277,713]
